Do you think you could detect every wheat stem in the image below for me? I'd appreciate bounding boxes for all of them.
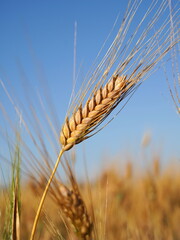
[30,149,64,240]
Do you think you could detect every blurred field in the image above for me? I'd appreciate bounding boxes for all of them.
[1,154,180,240]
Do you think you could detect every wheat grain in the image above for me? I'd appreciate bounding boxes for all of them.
[60,75,136,151]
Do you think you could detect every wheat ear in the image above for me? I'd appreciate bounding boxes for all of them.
[51,181,92,239]
[60,75,136,151]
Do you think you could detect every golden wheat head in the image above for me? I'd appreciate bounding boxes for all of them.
[53,183,92,239]
[60,75,136,151]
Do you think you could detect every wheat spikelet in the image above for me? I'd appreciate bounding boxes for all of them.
[51,182,92,240]
[60,75,136,151]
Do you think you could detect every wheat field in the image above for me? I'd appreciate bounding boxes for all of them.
[0,154,180,240]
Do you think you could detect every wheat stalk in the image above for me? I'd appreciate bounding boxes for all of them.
[30,150,64,240]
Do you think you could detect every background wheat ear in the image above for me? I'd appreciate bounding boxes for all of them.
[49,170,93,240]
[60,75,136,151]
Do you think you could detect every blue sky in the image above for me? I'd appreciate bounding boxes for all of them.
[0,0,179,179]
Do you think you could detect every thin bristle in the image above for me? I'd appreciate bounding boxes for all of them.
[66,0,179,119]
[60,75,136,151]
